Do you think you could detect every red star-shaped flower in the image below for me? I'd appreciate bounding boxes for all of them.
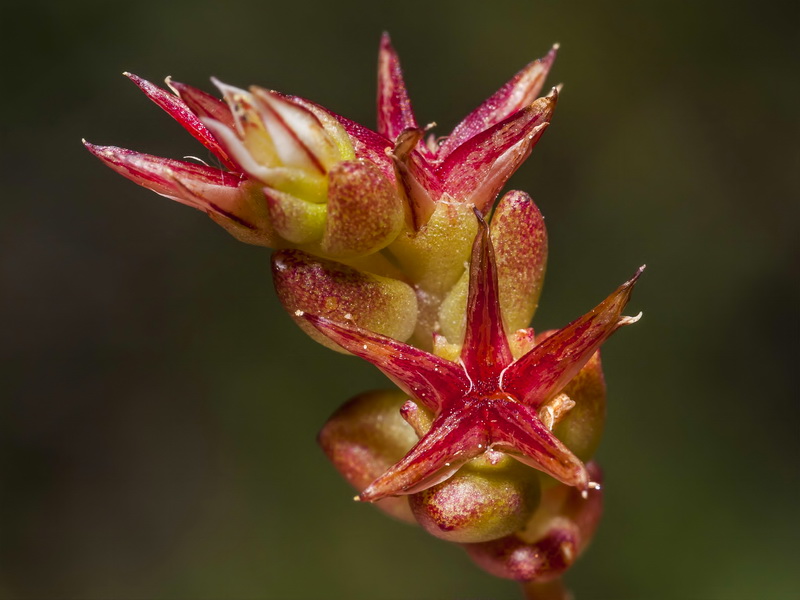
[301,209,643,502]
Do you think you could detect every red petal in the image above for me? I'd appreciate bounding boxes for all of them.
[436,92,557,211]
[124,73,238,171]
[167,78,236,129]
[460,210,514,387]
[302,314,469,413]
[359,408,487,501]
[377,32,419,141]
[437,45,558,160]
[490,402,588,490]
[390,128,442,230]
[285,95,396,182]
[502,267,644,407]
[330,113,395,181]
[84,142,240,203]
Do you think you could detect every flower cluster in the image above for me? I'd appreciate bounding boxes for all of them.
[86,34,642,592]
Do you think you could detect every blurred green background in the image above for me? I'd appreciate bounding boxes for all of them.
[2,0,797,598]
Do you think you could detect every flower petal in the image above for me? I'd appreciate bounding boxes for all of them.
[329,113,395,181]
[436,92,557,211]
[300,314,469,413]
[83,142,241,204]
[437,45,558,160]
[377,32,419,142]
[502,267,644,407]
[491,190,548,331]
[390,128,442,230]
[272,250,419,352]
[460,210,514,385]
[250,87,333,173]
[85,142,277,245]
[490,402,588,490]
[124,73,237,170]
[359,408,487,501]
[321,160,404,258]
[166,78,236,129]
[200,116,321,197]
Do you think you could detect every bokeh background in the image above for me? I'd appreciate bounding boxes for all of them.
[2,0,798,598]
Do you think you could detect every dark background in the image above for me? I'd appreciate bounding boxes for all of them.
[2,1,798,598]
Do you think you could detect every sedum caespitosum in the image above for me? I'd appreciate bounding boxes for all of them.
[85,34,642,596]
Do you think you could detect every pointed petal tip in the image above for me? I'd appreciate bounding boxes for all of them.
[123,71,151,87]
[620,264,646,287]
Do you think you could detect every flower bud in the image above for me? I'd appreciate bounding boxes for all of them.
[272,250,418,352]
[463,462,603,581]
[389,201,478,346]
[491,190,547,332]
[320,160,404,259]
[438,190,547,345]
[408,453,541,543]
[318,389,418,523]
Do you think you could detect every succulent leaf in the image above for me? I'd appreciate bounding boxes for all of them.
[272,250,419,353]
[491,190,548,332]
[320,160,404,258]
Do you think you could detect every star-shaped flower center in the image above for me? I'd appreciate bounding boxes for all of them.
[302,209,642,502]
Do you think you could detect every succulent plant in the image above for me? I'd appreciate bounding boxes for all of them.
[85,33,642,599]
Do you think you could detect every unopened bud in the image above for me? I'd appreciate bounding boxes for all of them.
[409,454,541,543]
